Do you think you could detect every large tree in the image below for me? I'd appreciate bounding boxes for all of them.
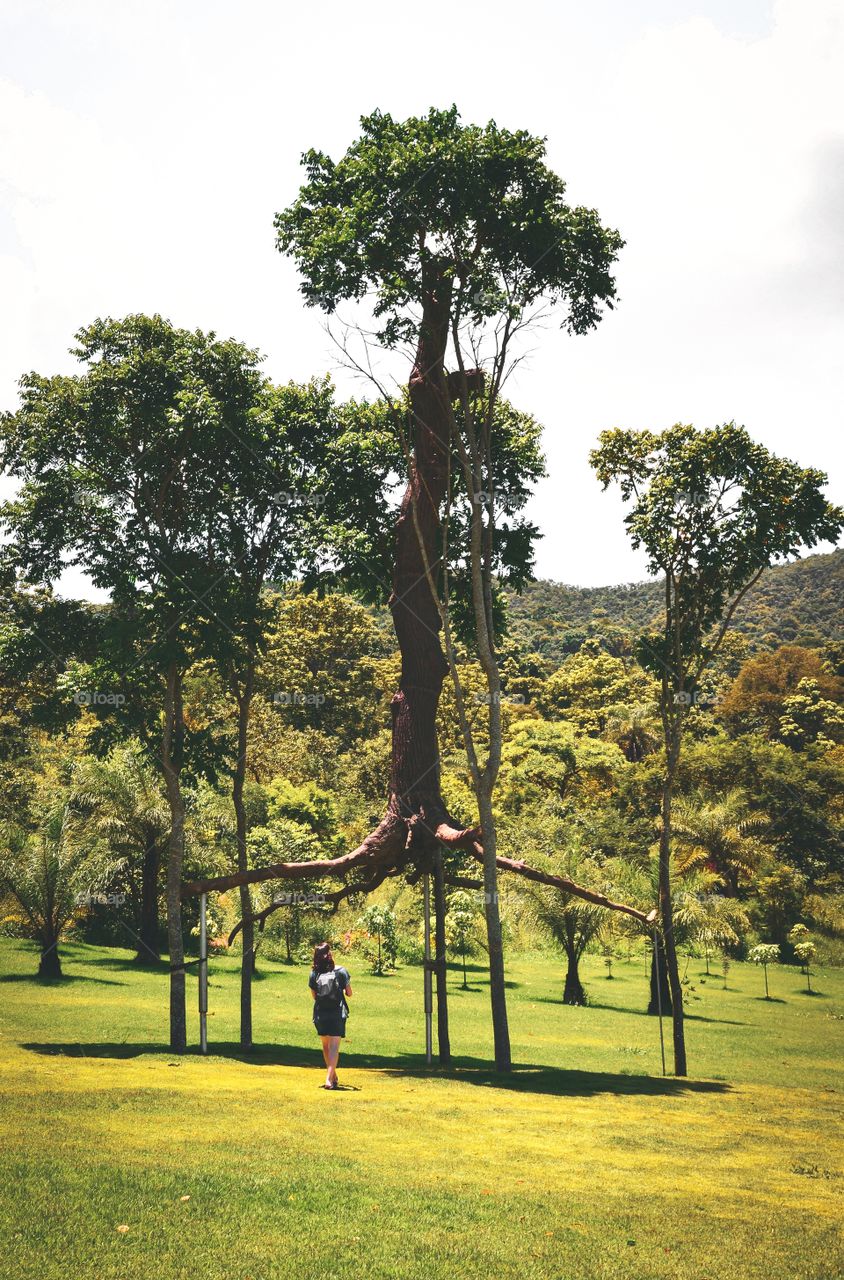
[270,106,634,1069]
[1,314,275,1049]
[183,113,654,1072]
[591,420,843,1074]
[198,377,366,1049]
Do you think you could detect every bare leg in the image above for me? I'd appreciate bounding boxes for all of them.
[320,1035,332,1084]
[327,1036,341,1084]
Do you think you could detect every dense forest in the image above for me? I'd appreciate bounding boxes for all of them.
[3,545,843,1003]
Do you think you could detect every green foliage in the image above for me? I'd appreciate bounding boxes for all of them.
[749,944,781,965]
[671,790,768,894]
[536,648,656,735]
[355,904,398,975]
[277,106,623,345]
[264,779,338,841]
[671,880,751,963]
[444,890,482,986]
[257,591,393,747]
[748,943,781,998]
[0,798,120,973]
[777,679,844,750]
[591,422,843,702]
[754,866,808,946]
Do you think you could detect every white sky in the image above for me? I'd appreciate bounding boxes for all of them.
[1,0,842,592]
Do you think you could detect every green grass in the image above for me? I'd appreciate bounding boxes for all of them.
[1,938,842,1280]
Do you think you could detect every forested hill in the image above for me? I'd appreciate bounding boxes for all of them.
[506,547,844,665]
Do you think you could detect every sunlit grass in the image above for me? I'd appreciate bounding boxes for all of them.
[1,938,842,1280]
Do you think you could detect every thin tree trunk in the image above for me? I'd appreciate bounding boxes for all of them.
[477,787,510,1071]
[232,677,255,1051]
[648,932,673,1015]
[445,336,511,1071]
[135,837,162,964]
[432,847,451,1064]
[659,757,687,1075]
[163,661,187,1053]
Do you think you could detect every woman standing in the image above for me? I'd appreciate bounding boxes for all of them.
[309,942,352,1090]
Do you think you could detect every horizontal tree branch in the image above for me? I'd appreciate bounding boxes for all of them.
[465,841,657,926]
[182,815,407,896]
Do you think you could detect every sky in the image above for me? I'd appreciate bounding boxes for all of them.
[1,0,842,593]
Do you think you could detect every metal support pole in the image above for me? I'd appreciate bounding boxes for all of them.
[423,871,433,1066]
[652,927,666,1077]
[199,892,208,1056]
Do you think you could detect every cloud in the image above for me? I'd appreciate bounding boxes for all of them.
[0,0,841,590]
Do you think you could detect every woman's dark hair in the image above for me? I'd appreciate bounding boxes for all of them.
[312,943,335,974]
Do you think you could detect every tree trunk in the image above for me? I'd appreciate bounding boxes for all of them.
[477,788,511,1071]
[659,760,687,1075]
[648,932,673,1016]
[135,836,162,964]
[387,269,452,831]
[432,847,451,1064]
[38,935,62,978]
[163,661,187,1053]
[563,954,586,1006]
[232,678,255,1051]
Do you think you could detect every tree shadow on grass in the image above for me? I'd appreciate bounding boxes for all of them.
[532,995,748,1027]
[66,953,178,974]
[0,973,126,986]
[20,1039,730,1098]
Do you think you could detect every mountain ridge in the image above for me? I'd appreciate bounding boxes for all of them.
[505,547,844,665]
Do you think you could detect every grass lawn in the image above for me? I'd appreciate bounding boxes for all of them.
[0,937,842,1280]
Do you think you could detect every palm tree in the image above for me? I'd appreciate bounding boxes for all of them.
[672,872,751,974]
[672,790,768,897]
[1,800,119,976]
[604,704,661,763]
[70,744,170,963]
[525,857,611,1006]
[640,854,751,1011]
